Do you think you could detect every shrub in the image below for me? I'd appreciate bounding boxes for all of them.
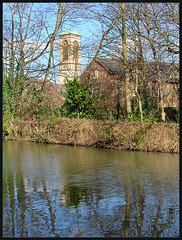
[61,77,95,119]
[3,113,13,137]
[3,72,24,117]
[165,107,179,123]
[19,85,61,121]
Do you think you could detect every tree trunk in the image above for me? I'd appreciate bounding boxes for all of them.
[8,4,16,88]
[42,3,63,91]
[133,8,143,122]
[18,4,26,78]
[144,4,166,122]
[121,3,131,114]
[10,11,14,80]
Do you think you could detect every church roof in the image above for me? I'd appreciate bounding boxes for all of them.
[96,58,124,75]
[82,57,179,84]
[60,29,81,36]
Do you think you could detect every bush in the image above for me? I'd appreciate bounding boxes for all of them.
[20,86,60,121]
[3,113,13,137]
[61,77,95,119]
[165,107,179,123]
[3,73,24,117]
[129,91,161,122]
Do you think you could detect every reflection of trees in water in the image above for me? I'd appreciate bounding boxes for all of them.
[3,169,15,237]
[148,200,177,237]
[122,187,130,237]
[61,185,90,208]
[41,179,60,237]
[80,183,178,237]
[15,170,26,236]
[134,183,145,237]
[3,141,179,237]
[3,169,178,237]
[3,168,27,237]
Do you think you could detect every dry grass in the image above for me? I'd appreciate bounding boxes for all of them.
[143,123,179,152]
[5,118,179,153]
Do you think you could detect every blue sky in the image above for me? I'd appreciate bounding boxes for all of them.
[3,2,179,83]
[3,2,101,82]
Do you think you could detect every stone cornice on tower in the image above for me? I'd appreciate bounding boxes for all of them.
[60,29,82,36]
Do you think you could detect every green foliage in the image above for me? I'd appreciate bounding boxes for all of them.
[165,107,179,123]
[129,91,161,122]
[21,86,57,121]
[137,137,144,150]
[3,73,25,137]
[88,88,117,120]
[3,71,63,125]
[3,74,11,114]
[50,107,63,121]
[103,126,115,143]
[3,113,13,137]
[62,77,95,118]
[29,87,48,120]
[142,91,160,121]
[3,73,24,117]
[35,136,48,143]
[3,71,179,131]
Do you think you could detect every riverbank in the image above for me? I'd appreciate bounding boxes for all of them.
[4,118,179,153]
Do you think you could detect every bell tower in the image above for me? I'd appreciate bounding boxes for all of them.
[59,30,81,84]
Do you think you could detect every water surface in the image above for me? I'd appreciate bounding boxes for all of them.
[3,141,179,237]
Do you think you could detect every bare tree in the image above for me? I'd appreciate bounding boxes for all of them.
[154,3,179,55]
[120,3,132,114]
[129,4,144,122]
[80,3,133,115]
[3,3,87,85]
[3,3,50,81]
[41,3,63,90]
[8,3,18,82]
[139,4,166,121]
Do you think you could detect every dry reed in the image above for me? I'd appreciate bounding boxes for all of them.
[5,118,179,153]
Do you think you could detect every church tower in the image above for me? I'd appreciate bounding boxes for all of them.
[59,30,81,84]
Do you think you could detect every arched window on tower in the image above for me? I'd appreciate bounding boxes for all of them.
[63,40,68,61]
[73,41,79,71]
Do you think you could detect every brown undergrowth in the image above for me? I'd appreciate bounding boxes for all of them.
[5,118,179,153]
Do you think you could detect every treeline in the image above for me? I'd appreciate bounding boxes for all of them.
[3,76,179,136]
[3,3,179,132]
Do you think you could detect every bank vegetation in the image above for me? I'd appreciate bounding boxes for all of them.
[4,118,179,153]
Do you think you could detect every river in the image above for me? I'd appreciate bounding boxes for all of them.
[3,140,179,237]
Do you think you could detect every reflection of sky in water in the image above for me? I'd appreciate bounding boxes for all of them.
[3,141,179,237]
